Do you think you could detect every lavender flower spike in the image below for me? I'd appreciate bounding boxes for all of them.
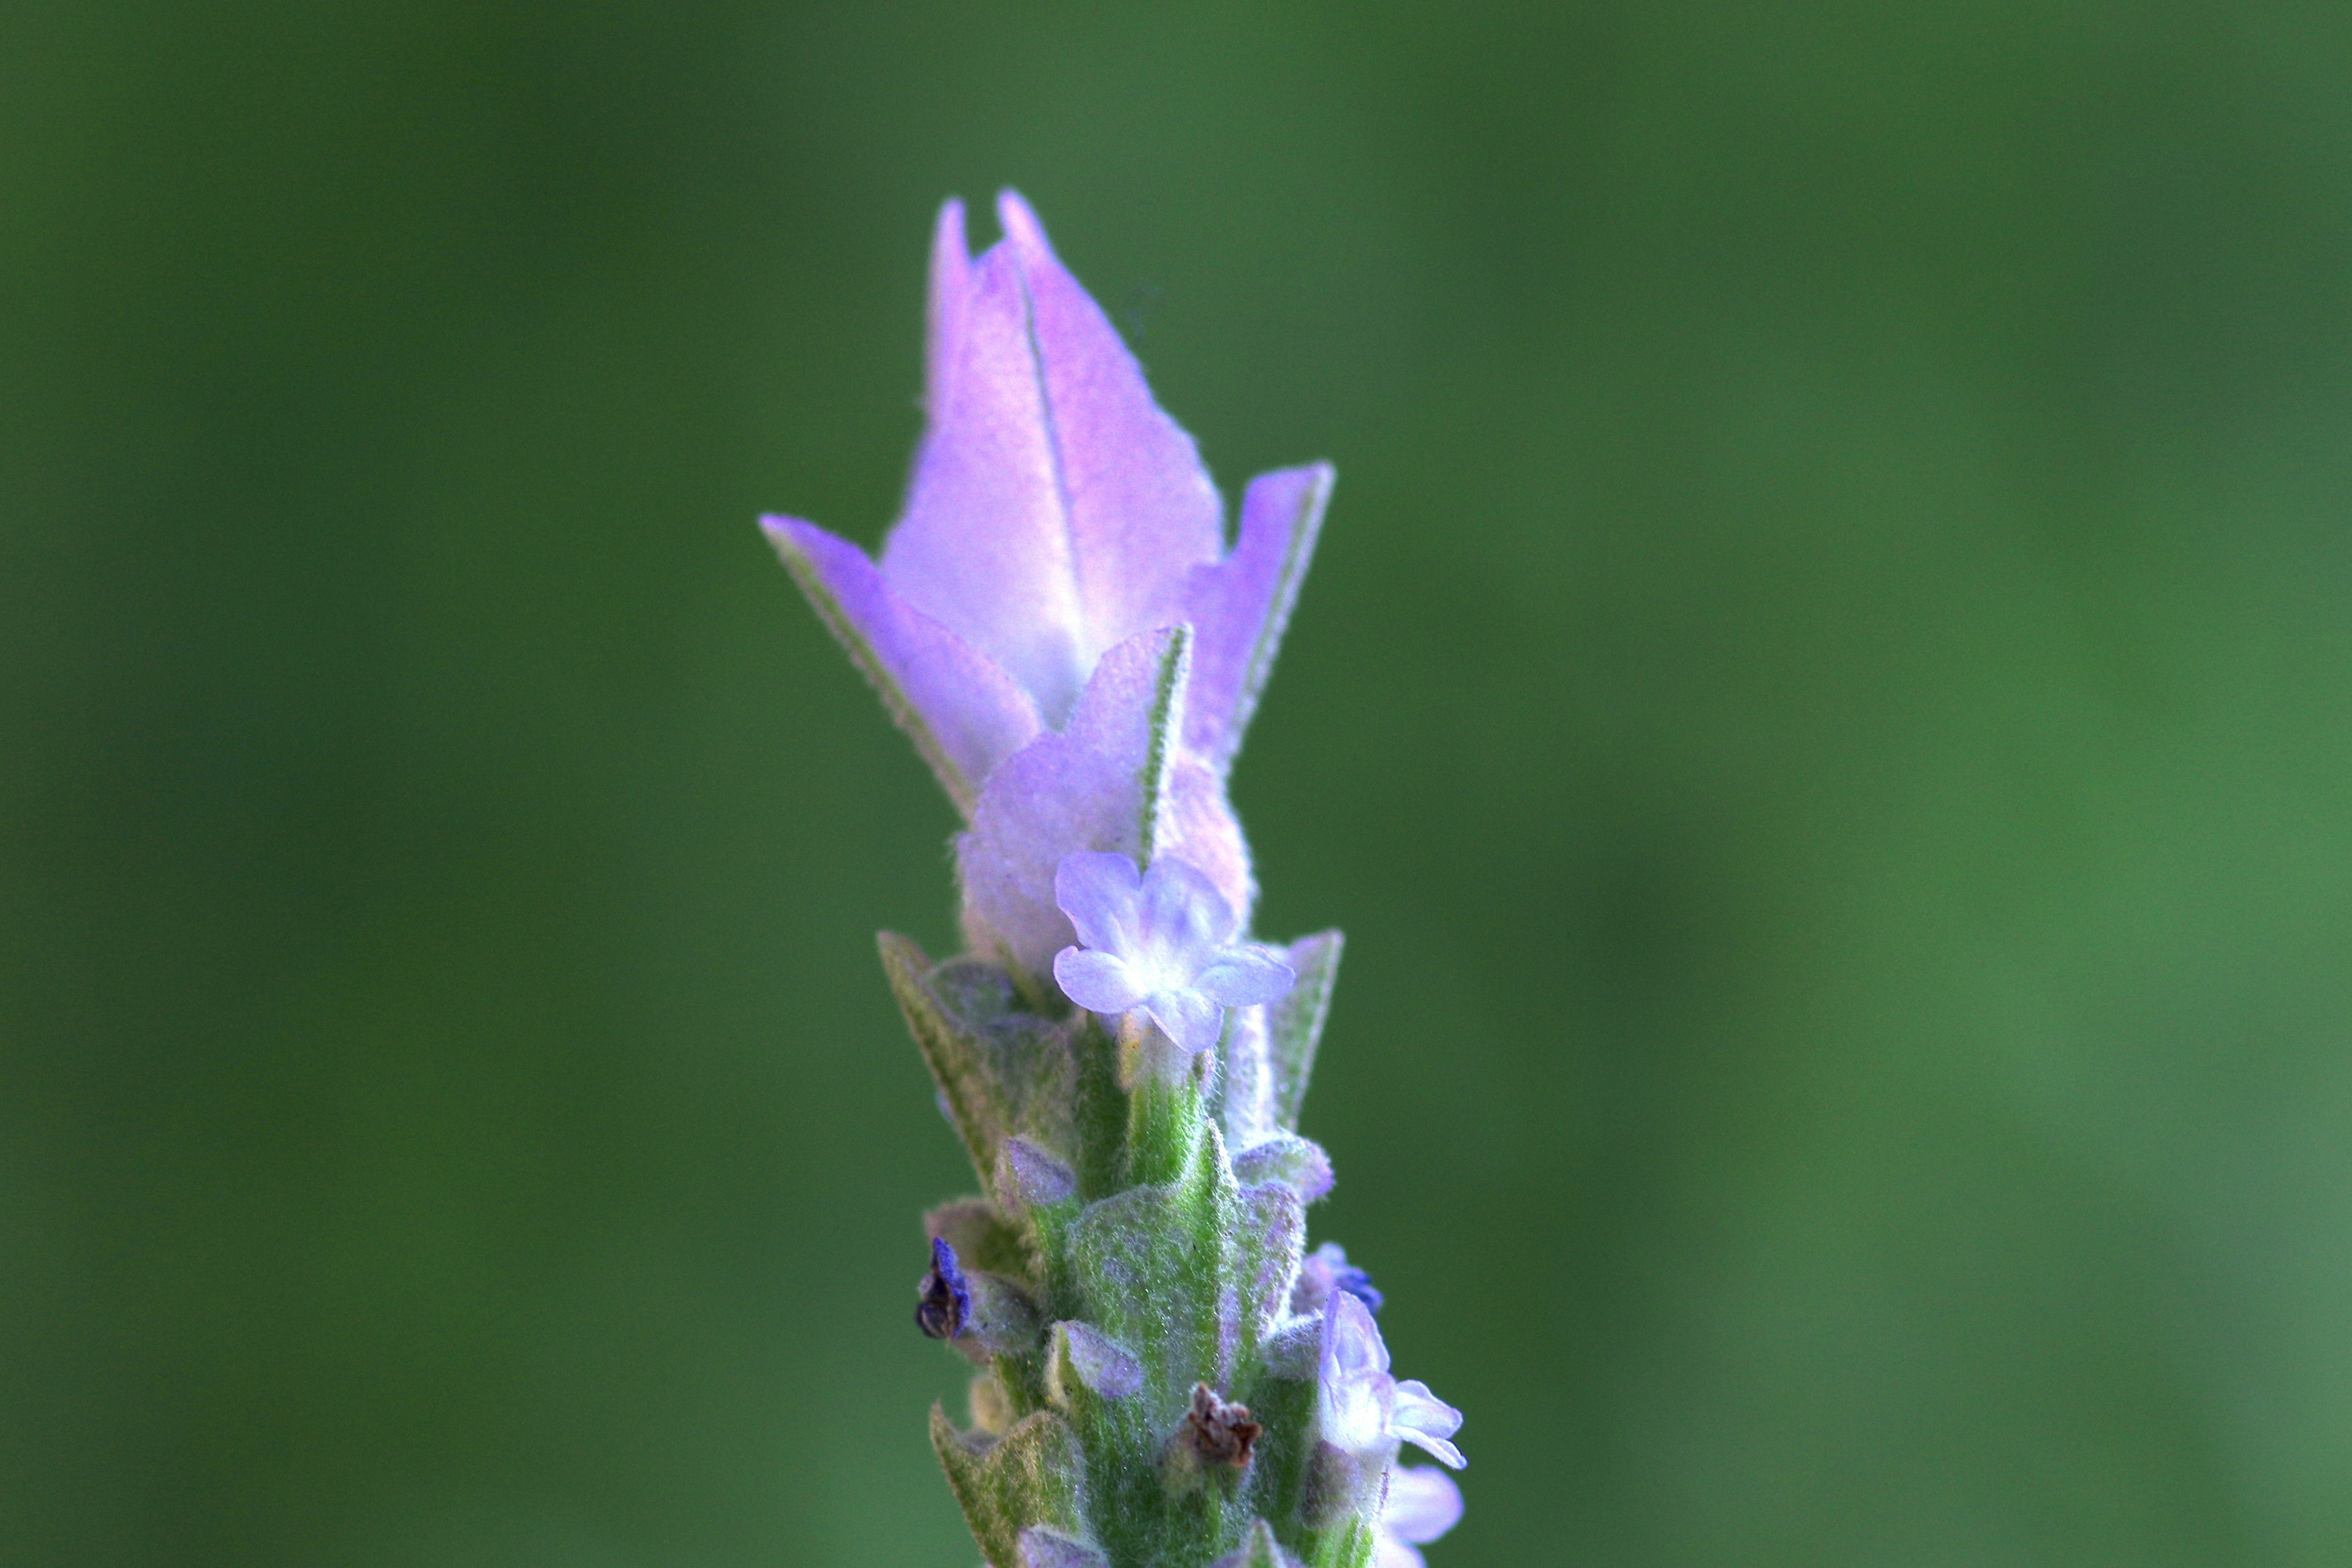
[763,192,1333,813]
[1053,850,1294,1057]
[767,195,1466,1568]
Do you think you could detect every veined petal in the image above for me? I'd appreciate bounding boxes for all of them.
[763,516,1041,812]
[1194,945,1295,1007]
[996,190,1224,664]
[888,229,1092,720]
[885,193,1221,727]
[1054,948,1144,1016]
[1144,985,1225,1057]
[1054,850,1144,954]
[1382,1467,1464,1545]
[1180,462,1334,769]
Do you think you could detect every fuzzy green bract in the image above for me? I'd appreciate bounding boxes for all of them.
[765,190,1460,1567]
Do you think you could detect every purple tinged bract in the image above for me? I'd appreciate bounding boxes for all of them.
[1052,850,1294,1057]
[764,193,1332,981]
[763,191,1331,812]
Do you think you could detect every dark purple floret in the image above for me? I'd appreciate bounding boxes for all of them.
[1333,1264,1383,1313]
[916,1236,970,1340]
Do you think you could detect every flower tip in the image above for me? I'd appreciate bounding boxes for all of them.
[932,194,967,253]
[995,187,1053,258]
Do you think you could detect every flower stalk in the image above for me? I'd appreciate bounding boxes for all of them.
[767,192,1461,1568]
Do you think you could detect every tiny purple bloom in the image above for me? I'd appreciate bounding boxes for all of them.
[1373,1466,1464,1568]
[1052,851,1294,1055]
[1317,1291,1466,1470]
[1292,1240,1384,1315]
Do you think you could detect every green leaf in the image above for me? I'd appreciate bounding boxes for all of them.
[1268,932,1343,1132]
[932,1405,1091,1568]
[881,933,1078,1193]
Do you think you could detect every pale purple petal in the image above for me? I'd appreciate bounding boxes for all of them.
[1155,756,1255,933]
[1382,1467,1464,1545]
[1324,1289,1391,1382]
[959,628,1251,979]
[1397,1430,1466,1471]
[995,190,1224,663]
[1317,1291,1393,1453]
[1135,854,1239,963]
[1144,985,1226,1057]
[1194,945,1295,1007]
[922,198,971,423]
[886,229,1092,720]
[1054,948,1144,1015]
[1180,462,1333,767]
[763,516,1041,812]
[1054,850,1144,953]
[1369,1536,1426,1568]
[884,192,1221,727]
[1390,1380,1466,1470]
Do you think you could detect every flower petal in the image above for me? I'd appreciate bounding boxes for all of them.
[1369,1538,1426,1568]
[923,198,971,424]
[1180,462,1334,768]
[1382,1466,1464,1545]
[1136,854,1240,967]
[1054,948,1144,1016]
[996,190,1225,665]
[1054,850,1144,954]
[1194,944,1296,1007]
[884,193,1221,727]
[886,230,1091,721]
[1390,1379,1466,1470]
[1323,1288,1392,1382]
[958,628,1252,981]
[1144,985,1226,1057]
[1317,1291,1395,1455]
[763,516,1041,812]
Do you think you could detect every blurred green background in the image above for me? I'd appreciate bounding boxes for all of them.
[8,2,2352,1564]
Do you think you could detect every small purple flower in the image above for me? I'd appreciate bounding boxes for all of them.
[915,1236,970,1340]
[1373,1465,1464,1568]
[1317,1291,1465,1470]
[1292,1240,1384,1316]
[1052,851,1294,1055]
